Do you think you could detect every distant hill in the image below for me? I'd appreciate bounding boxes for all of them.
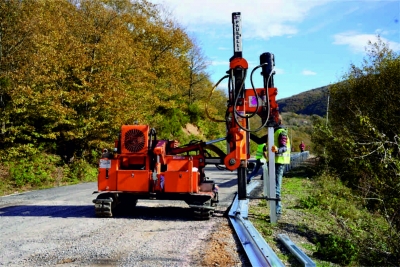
[277,85,330,117]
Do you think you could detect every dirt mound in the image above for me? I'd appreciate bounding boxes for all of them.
[182,123,201,136]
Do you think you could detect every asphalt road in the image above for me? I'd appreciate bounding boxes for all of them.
[0,166,243,267]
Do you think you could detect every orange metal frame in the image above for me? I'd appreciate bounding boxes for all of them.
[97,127,204,195]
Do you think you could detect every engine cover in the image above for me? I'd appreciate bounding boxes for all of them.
[121,125,149,154]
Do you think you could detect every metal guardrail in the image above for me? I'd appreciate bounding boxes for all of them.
[248,151,310,175]
[285,151,310,173]
[229,152,315,266]
[278,234,316,267]
[229,181,285,267]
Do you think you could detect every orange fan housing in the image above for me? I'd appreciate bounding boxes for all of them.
[121,125,149,154]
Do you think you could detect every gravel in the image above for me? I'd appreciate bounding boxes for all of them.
[0,167,249,267]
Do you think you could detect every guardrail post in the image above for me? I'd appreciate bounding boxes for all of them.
[267,127,277,223]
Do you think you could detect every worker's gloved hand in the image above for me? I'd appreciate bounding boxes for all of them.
[271,145,278,153]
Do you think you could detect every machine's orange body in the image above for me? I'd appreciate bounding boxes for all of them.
[97,155,200,193]
[93,124,219,218]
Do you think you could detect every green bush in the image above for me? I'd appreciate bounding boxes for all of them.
[303,171,398,265]
[187,103,202,124]
[299,195,319,209]
[8,153,61,187]
[63,159,98,184]
[314,234,358,265]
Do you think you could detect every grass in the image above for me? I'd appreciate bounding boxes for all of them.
[0,159,98,197]
[248,163,396,266]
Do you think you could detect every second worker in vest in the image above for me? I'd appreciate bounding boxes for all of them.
[247,143,268,184]
[269,118,291,220]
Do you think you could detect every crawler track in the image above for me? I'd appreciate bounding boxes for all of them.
[93,197,113,217]
[190,202,214,220]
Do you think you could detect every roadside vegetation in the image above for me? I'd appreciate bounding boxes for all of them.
[250,163,394,266]
[250,39,400,266]
[0,0,227,195]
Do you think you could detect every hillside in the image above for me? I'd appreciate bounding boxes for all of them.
[277,85,330,117]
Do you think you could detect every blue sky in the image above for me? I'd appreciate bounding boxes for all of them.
[150,0,400,100]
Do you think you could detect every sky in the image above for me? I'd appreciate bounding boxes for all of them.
[149,0,400,100]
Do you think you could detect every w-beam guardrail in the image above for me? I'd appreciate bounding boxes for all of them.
[229,181,285,267]
[229,150,314,266]
[285,151,310,173]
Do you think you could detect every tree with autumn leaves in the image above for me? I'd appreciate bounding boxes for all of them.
[0,0,226,160]
[0,0,227,187]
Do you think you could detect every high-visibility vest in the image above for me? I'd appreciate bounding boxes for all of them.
[275,128,291,164]
[266,128,291,164]
[255,144,266,159]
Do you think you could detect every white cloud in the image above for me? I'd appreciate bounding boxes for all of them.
[150,0,331,39]
[375,28,398,36]
[333,31,400,53]
[274,68,285,75]
[210,60,229,66]
[302,70,316,76]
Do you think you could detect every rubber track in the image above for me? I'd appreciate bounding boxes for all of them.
[191,199,217,220]
[193,208,213,220]
[93,199,113,217]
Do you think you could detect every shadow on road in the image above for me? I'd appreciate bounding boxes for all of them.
[0,205,95,218]
[0,203,226,221]
[216,179,237,188]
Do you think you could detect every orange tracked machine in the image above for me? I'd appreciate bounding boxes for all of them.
[93,124,222,219]
[93,12,281,219]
